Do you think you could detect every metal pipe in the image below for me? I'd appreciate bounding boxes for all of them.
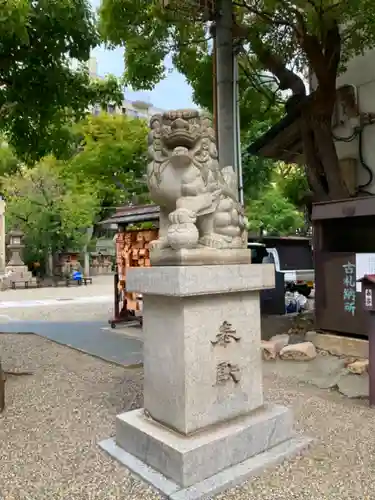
[233,54,244,205]
[233,52,238,171]
[212,36,218,144]
[369,325,375,406]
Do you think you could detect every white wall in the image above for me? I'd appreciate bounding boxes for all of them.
[120,100,164,122]
[87,56,165,121]
[311,49,375,194]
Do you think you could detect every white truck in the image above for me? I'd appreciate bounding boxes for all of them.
[248,241,315,297]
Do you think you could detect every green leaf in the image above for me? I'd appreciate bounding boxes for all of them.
[63,111,149,220]
[246,185,305,235]
[0,0,124,163]
[2,155,100,257]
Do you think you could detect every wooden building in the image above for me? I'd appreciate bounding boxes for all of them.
[100,204,160,327]
[248,96,375,338]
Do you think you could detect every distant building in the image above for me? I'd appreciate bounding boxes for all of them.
[88,57,165,122]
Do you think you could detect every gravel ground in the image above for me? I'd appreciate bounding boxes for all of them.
[1,333,375,500]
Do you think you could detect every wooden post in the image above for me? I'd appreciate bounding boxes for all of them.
[114,268,119,320]
[0,360,5,413]
[358,275,375,407]
[369,326,375,406]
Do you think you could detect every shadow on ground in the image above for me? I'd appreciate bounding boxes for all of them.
[0,320,142,367]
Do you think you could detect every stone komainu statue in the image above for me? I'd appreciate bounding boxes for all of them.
[147,109,248,261]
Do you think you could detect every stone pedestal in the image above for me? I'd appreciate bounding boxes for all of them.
[100,264,311,499]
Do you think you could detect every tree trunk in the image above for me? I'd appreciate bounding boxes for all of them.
[246,17,350,203]
[312,117,350,199]
[45,250,54,277]
[83,248,90,277]
[301,89,350,202]
[300,115,328,201]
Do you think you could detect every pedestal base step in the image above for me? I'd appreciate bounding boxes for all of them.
[150,247,251,266]
[99,404,312,500]
[100,435,311,500]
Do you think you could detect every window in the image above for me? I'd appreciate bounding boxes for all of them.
[127,108,141,118]
[91,104,101,116]
[248,245,268,264]
[262,252,275,264]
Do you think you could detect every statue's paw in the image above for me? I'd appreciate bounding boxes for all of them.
[198,234,231,249]
[168,222,199,250]
[211,188,222,201]
[149,238,169,250]
[230,237,246,249]
[169,208,196,225]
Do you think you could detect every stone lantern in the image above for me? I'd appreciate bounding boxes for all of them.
[3,228,34,287]
[7,229,26,267]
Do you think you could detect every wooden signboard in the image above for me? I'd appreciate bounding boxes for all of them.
[115,228,158,314]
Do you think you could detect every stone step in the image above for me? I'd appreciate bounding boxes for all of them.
[306,331,368,358]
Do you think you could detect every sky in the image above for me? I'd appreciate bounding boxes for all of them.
[90,0,195,110]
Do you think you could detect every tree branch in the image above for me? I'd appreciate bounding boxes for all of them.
[250,32,306,97]
[172,35,212,50]
[235,0,293,28]
[323,20,341,79]
[12,212,33,229]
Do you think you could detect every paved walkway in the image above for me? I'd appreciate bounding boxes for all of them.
[0,274,113,302]
[0,319,143,367]
[0,295,113,309]
[264,353,369,399]
[0,275,144,366]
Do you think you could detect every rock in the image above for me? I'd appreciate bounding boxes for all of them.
[261,334,289,360]
[338,372,369,398]
[306,330,317,336]
[288,333,306,345]
[261,340,277,360]
[347,359,369,375]
[306,357,347,389]
[279,342,317,361]
[344,357,358,367]
[269,333,290,352]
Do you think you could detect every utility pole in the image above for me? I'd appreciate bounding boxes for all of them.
[215,0,244,203]
[163,0,244,203]
[215,0,235,172]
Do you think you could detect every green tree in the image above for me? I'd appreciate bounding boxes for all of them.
[274,163,310,209]
[182,52,284,131]
[3,156,99,270]
[99,0,375,202]
[246,185,305,235]
[0,138,20,178]
[0,0,123,163]
[187,52,287,201]
[241,115,284,200]
[64,112,149,220]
